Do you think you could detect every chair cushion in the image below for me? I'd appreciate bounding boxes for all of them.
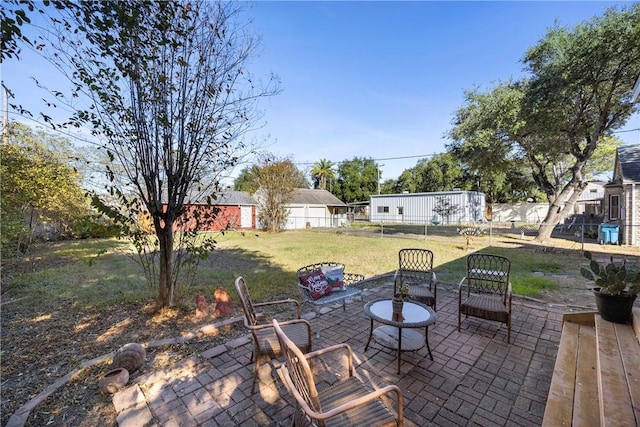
[315,376,398,426]
[460,294,509,323]
[255,322,310,358]
[299,269,332,300]
[321,265,345,291]
[409,285,434,306]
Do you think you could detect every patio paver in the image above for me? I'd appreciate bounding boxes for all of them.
[114,282,563,426]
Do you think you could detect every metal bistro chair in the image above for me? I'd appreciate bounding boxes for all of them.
[393,249,437,310]
[272,319,404,427]
[458,253,512,343]
[234,276,312,393]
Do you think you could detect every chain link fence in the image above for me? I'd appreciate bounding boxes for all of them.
[340,219,639,248]
[285,212,639,248]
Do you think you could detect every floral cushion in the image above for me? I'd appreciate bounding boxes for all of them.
[321,265,345,291]
[299,269,332,300]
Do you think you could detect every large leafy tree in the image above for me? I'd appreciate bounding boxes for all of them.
[391,154,465,194]
[416,154,465,193]
[233,165,261,194]
[449,4,639,242]
[332,157,379,203]
[34,1,279,307]
[393,169,419,194]
[311,158,336,191]
[254,157,308,232]
[1,123,89,253]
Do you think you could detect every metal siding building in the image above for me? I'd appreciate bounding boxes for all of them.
[369,191,486,225]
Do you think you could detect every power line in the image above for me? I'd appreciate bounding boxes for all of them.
[7,110,100,146]
[611,128,639,133]
[295,153,439,167]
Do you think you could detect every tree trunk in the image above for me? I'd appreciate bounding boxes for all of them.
[535,178,587,243]
[157,222,175,307]
[535,207,563,243]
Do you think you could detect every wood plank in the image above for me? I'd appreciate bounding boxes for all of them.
[542,321,580,427]
[572,324,599,427]
[563,311,596,326]
[595,316,636,427]
[615,322,640,426]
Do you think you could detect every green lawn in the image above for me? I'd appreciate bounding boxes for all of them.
[4,229,603,312]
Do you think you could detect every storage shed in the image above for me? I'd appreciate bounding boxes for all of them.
[171,189,256,232]
[284,188,348,230]
[369,191,486,225]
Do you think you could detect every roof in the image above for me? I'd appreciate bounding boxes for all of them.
[183,189,256,206]
[370,190,484,199]
[214,190,257,205]
[617,144,640,183]
[288,188,346,206]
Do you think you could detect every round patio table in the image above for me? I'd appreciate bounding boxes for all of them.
[363,298,436,374]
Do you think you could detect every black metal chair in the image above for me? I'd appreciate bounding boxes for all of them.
[393,249,437,310]
[458,254,512,343]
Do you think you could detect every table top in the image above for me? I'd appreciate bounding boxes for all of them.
[363,298,436,327]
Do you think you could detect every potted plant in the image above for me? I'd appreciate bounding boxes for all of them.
[580,251,640,323]
[392,283,412,313]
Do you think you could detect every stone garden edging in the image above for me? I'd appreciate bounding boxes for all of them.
[5,315,244,427]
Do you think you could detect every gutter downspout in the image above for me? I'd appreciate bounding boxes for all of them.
[632,183,637,246]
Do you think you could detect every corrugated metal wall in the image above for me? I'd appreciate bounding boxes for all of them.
[369,191,486,225]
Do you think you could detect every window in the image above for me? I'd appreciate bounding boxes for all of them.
[610,195,620,220]
[397,206,403,215]
[377,206,389,213]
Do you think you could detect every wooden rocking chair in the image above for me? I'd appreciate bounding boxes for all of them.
[234,276,312,393]
[273,319,404,426]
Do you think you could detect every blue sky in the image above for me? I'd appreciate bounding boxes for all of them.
[3,1,639,184]
[240,1,640,181]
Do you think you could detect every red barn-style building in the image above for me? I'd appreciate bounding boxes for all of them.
[172,190,257,232]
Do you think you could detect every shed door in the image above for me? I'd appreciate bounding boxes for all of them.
[240,206,252,228]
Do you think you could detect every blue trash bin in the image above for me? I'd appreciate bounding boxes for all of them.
[598,224,619,245]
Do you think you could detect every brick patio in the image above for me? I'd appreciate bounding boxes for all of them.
[114,281,564,426]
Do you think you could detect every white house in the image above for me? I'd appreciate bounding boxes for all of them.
[369,191,486,225]
[491,181,606,223]
[603,144,640,246]
[284,188,348,230]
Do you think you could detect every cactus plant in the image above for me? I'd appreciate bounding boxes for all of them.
[580,251,640,296]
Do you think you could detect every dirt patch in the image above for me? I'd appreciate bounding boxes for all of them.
[535,274,597,308]
[1,295,245,427]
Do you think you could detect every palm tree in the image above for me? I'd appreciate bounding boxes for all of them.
[311,159,336,190]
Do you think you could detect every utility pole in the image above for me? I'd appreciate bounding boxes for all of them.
[377,163,384,195]
[2,81,8,145]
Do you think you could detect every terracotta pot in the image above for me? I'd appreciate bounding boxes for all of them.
[99,368,129,394]
[113,343,146,373]
[593,288,637,324]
